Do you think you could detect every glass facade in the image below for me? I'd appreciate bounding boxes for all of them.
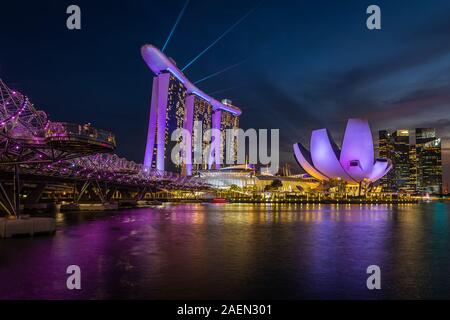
[220,110,239,166]
[164,73,187,172]
[378,128,442,194]
[192,95,213,172]
[143,46,242,174]
[378,129,410,192]
[408,146,417,193]
[415,128,442,194]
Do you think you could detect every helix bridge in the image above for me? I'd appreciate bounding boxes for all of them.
[0,79,207,216]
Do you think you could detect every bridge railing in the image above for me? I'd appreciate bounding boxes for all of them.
[45,122,116,152]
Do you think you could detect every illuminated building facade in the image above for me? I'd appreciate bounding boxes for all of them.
[408,146,418,193]
[293,119,392,186]
[141,45,241,174]
[378,129,410,192]
[166,73,187,172]
[378,128,442,194]
[415,128,442,194]
[219,101,240,167]
[198,164,319,191]
[191,95,213,173]
[393,130,410,192]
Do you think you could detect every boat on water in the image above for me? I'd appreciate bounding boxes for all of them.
[210,198,228,204]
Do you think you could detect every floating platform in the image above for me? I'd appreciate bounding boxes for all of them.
[137,200,163,206]
[0,217,56,238]
[23,202,61,214]
[60,202,119,211]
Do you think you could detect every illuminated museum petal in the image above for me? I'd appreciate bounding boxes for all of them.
[293,143,329,181]
[293,118,392,185]
[368,159,391,182]
[339,118,374,182]
[310,129,355,182]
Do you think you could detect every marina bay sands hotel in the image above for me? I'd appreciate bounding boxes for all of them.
[141,45,242,175]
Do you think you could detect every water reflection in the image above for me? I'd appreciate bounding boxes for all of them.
[0,202,449,299]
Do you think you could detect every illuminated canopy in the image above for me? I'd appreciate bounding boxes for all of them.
[293,118,392,183]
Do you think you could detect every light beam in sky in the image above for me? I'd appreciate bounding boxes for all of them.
[181,3,261,72]
[162,0,190,53]
[194,60,245,85]
[208,87,235,96]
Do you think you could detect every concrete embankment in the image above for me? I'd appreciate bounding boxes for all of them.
[0,217,56,238]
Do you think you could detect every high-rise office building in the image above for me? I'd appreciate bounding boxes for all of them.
[141,45,242,175]
[415,128,442,194]
[408,145,418,193]
[378,128,442,194]
[379,130,394,191]
[378,129,411,192]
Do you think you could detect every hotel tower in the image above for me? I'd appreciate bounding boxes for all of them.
[141,45,241,175]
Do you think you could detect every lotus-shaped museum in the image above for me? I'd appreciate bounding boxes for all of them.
[293,118,392,184]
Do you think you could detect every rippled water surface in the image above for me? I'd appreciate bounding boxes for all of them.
[0,202,449,299]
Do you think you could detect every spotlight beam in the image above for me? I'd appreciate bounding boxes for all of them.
[194,61,245,85]
[181,3,260,72]
[208,87,235,96]
[162,0,190,53]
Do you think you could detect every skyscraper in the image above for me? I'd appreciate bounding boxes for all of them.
[379,129,411,192]
[218,100,240,167]
[144,72,188,172]
[141,45,242,175]
[188,94,213,173]
[378,128,442,194]
[408,145,418,193]
[378,130,395,192]
[415,128,442,194]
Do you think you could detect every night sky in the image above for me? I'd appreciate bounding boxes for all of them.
[1,0,449,187]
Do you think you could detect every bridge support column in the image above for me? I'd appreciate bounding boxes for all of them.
[134,187,147,201]
[75,181,91,204]
[0,182,15,216]
[13,165,20,218]
[93,180,107,204]
[0,166,22,217]
[25,182,48,204]
[105,187,117,202]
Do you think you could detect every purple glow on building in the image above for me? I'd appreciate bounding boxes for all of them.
[369,159,392,182]
[141,44,241,116]
[293,143,329,181]
[340,118,374,181]
[143,77,159,169]
[141,44,242,174]
[210,110,221,170]
[310,129,355,182]
[183,95,195,176]
[156,74,171,172]
[294,118,392,183]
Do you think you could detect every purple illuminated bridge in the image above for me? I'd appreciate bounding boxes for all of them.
[0,78,208,217]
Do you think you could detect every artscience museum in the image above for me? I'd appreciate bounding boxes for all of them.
[293,118,392,187]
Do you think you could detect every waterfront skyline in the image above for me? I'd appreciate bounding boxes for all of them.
[2,1,450,306]
[379,128,442,194]
[0,0,449,186]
